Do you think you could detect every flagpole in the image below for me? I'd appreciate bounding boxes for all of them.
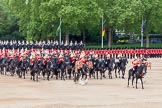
[141,16,143,47]
[59,17,61,44]
[101,16,103,48]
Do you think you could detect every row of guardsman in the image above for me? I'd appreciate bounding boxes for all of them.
[0,48,150,87]
[0,40,85,50]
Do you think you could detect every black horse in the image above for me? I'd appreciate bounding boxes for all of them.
[30,60,40,82]
[114,57,128,79]
[64,55,73,79]
[128,63,147,89]
[17,58,28,79]
[97,58,106,79]
[105,57,115,79]
[58,60,66,80]
[44,60,51,81]
[0,57,8,75]
[50,56,59,79]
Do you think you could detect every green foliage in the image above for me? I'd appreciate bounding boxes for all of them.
[1,0,162,43]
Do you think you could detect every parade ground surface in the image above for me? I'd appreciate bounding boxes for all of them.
[0,58,162,108]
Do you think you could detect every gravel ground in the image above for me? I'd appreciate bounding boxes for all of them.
[0,58,162,108]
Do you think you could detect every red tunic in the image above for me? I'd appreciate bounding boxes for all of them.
[30,59,34,65]
[58,58,63,64]
[70,57,75,63]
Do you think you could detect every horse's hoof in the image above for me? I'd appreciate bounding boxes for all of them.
[127,85,129,88]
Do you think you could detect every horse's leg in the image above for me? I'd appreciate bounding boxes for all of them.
[132,76,135,88]
[122,68,126,79]
[93,69,95,79]
[47,70,50,81]
[122,70,124,79]
[4,67,6,75]
[55,69,59,80]
[115,68,117,78]
[65,68,68,79]
[68,68,72,79]
[74,72,77,83]
[51,70,54,78]
[140,78,144,89]
[96,70,98,79]
[33,72,35,81]
[20,70,22,78]
[118,68,121,78]
[42,70,46,80]
[136,78,138,89]
[127,71,131,87]
[110,69,113,79]
[36,72,39,82]
[103,69,106,78]
[23,70,26,79]
[61,69,65,80]
[10,68,13,76]
[30,71,33,80]
[100,70,102,80]
[109,70,112,79]
[89,69,92,78]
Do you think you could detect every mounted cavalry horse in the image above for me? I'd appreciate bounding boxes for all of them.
[96,56,106,79]
[50,55,59,79]
[114,55,128,79]
[64,54,73,79]
[74,56,91,85]
[17,56,28,79]
[105,55,115,79]
[0,55,8,75]
[128,58,147,89]
[30,54,40,82]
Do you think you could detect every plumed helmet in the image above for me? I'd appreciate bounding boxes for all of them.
[59,54,63,58]
[140,54,143,58]
[95,54,98,58]
[107,54,110,58]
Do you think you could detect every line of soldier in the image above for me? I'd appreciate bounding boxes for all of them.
[0,47,162,60]
[0,40,85,50]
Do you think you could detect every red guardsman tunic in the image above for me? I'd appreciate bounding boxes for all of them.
[70,57,75,63]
